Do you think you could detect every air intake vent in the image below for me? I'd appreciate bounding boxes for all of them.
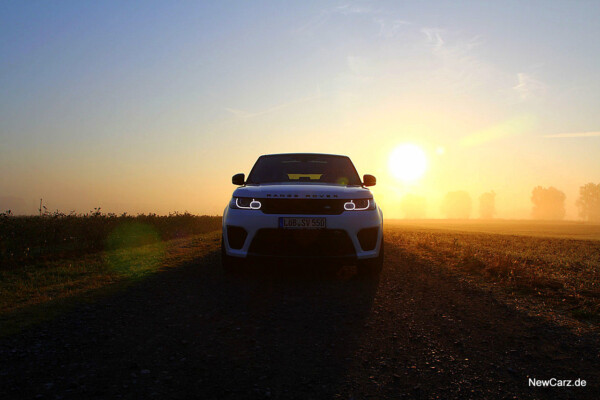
[248,229,355,257]
[357,227,379,251]
[226,226,248,249]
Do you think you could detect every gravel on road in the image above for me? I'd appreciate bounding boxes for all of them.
[1,236,598,399]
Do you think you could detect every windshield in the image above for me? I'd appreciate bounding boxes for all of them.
[246,154,362,185]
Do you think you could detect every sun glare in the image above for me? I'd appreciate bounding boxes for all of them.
[389,144,428,182]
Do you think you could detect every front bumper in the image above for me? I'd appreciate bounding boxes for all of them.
[222,206,383,260]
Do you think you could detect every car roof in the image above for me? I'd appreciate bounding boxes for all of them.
[257,153,350,158]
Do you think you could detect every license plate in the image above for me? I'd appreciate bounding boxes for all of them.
[279,217,326,229]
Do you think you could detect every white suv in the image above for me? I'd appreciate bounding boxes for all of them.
[222,153,384,274]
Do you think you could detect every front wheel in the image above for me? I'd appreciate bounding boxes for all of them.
[357,238,384,276]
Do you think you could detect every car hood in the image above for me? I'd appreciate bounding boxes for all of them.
[232,184,372,200]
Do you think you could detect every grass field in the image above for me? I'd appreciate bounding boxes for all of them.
[0,231,221,336]
[0,213,221,268]
[386,219,600,329]
[1,218,599,336]
[387,219,600,240]
[0,213,222,336]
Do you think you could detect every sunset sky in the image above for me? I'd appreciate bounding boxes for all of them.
[1,1,599,218]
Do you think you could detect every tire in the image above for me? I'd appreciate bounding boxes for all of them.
[221,236,241,273]
[357,237,384,276]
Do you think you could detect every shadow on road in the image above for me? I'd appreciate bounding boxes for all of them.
[6,243,598,399]
[0,250,380,399]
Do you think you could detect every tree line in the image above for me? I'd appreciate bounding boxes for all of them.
[400,183,600,221]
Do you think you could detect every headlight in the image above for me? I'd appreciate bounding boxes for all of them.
[343,198,375,211]
[230,197,262,210]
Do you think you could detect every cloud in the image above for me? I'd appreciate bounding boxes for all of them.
[223,108,262,118]
[224,103,288,119]
[294,3,376,34]
[543,131,600,138]
[421,27,445,49]
[513,73,546,100]
[375,18,410,38]
[294,10,330,34]
[460,114,537,147]
[332,56,374,97]
[420,28,492,93]
[334,4,374,15]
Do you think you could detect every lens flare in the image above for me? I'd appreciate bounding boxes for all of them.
[104,222,165,277]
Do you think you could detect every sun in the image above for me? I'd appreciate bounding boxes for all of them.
[389,144,428,182]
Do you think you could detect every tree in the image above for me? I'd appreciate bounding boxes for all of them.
[576,183,600,222]
[441,191,472,219]
[400,194,426,219]
[531,186,566,220]
[478,191,496,219]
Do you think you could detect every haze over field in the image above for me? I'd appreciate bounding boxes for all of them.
[1,1,599,219]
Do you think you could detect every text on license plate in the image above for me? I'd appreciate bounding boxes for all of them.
[279,217,326,229]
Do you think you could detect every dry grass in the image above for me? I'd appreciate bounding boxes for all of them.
[0,231,221,337]
[3,217,599,336]
[388,219,600,240]
[0,212,221,268]
[385,221,600,327]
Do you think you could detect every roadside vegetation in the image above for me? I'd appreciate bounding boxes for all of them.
[0,210,221,268]
[0,230,221,336]
[386,221,600,329]
[0,211,221,336]
[2,215,599,337]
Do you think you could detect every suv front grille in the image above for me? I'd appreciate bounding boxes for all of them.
[260,199,345,215]
[248,229,355,257]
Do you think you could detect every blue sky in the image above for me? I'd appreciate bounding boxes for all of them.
[1,1,599,217]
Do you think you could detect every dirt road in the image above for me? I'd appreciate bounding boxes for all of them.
[1,238,598,399]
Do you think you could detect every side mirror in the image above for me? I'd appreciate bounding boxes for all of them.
[232,173,245,185]
[363,174,376,187]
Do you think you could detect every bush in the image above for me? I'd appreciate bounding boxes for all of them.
[0,211,221,269]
